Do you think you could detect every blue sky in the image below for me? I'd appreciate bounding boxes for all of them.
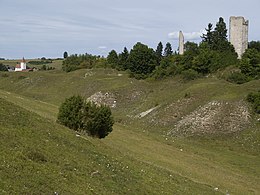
[0,0,259,59]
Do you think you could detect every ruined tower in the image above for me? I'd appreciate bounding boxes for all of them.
[229,16,249,59]
[179,31,184,55]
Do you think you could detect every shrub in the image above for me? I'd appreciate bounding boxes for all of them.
[57,95,84,130]
[247,91,260,114]
[82,102,114,138]
[181,69,199,81]
[57,95,114,138]
[0,63,8,71]
[226,72,249,84]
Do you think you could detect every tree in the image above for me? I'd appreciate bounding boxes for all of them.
[184,41,199,54]
[57,95,84,131]
[128,42,157,78]
[211,17,230,51]
[201,23,213,47]
[62,53,99,72]
[63,51,68,59]
[107,50,119,66]
[248,41,260,52]
[118,47,129,70]
[240,48,260,78]
[57,95,114,138]
[164,42,173,57]
[155,42,163,59]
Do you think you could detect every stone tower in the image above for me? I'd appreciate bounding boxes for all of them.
[229,16,249,59]
[179,31,184,55]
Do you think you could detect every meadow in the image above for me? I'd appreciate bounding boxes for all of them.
[0,60,259,194]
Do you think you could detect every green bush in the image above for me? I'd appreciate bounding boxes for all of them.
[226,72,249,84]
[0,63,8,71]
[57,95,114,138]
[181,69,199,81]
[57,95,84,130]
[247,91,260,114]
[82,102,114,138]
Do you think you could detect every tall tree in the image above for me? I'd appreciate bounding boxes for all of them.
[63,51,68,59]
[164,42,173,57]
[155,42,163,59]
[212,17,229,51]
[118,47,129,70]
[128,42,157,78]
[107,50,119,65]
[201,23,213,47]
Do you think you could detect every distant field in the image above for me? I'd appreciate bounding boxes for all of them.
[0,68,259,194]
[0,59,63,70]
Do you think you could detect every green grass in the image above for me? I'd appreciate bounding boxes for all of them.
[0,66,259,194]
[0,98,219,194]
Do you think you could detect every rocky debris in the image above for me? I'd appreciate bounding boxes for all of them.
[84,71,94,77]
[168,100,251,136]
[143,97,194,127]
[91,170,99,177]
[87,91,117,108]
[135,106,159,118]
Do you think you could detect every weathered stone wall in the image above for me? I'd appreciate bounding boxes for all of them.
[229,16,249,59]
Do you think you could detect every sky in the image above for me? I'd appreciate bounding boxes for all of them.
[0,0,259,59]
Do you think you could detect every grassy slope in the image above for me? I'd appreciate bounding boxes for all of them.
[0,99,217,194]
[0,64,259,194]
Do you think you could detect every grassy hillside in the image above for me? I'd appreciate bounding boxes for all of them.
[0,98,219,194]
[0,66,259,194]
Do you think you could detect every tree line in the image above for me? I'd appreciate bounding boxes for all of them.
[62,17,260,83]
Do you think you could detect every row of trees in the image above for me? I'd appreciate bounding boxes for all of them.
[106,17,239,79]
[62,17,260,83]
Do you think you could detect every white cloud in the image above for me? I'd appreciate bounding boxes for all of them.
[98,46,107,49]
[168,30,206,40]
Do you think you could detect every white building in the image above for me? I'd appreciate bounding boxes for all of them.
[15,57,27,71]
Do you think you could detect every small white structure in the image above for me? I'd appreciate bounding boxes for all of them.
[15,57,27,72]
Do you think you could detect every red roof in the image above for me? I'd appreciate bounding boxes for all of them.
[15,64,21,68]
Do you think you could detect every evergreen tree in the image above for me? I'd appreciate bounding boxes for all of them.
[184,41,199,53]
[201,23,213,47]
[118,47,129,70]
[248,41,260,52]
[212,17,229,51]
[57,95,84,131]
[63,51,68,59]
[164,42,173,57]
[155,42,163,59]
[107,50,119,65]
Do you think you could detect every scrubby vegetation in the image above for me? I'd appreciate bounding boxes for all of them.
[0,63,8,71]
[57,95,114,138]
[247,91,260,114]
[62,53,106,72]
